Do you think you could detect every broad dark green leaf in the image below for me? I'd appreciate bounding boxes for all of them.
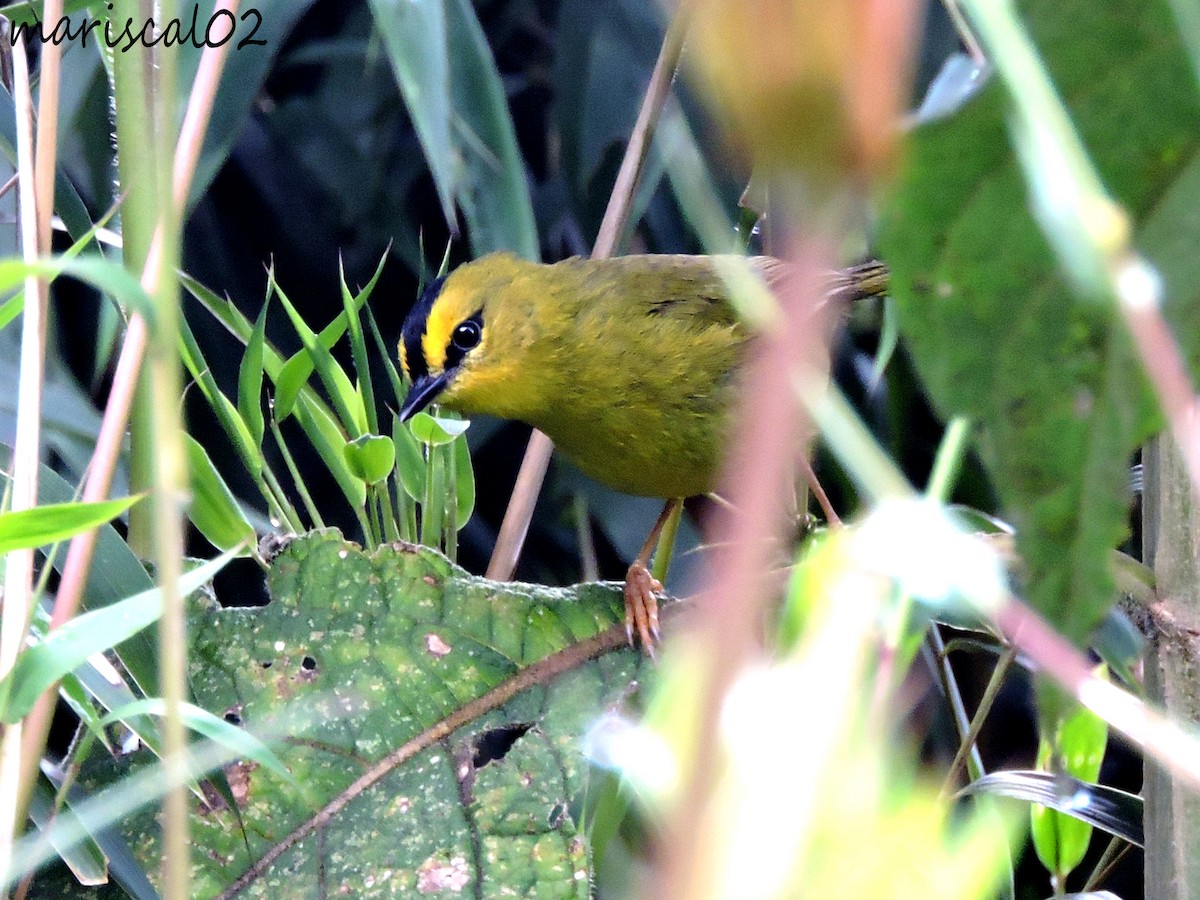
[878,0,1200,643]
[100,530,643,896]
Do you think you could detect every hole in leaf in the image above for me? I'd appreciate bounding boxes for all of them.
[472,723,533,769]
[212,556,270,608]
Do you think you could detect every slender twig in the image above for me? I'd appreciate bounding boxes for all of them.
[0,172,18,202]
[485,4,693,581]
[940,643,1017,796]
[1082,836,1133,892]
[926,626,989,782]
[573,495,600,583]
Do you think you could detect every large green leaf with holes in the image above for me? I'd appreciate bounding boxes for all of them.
[878,0,1200,646]
[94,530,646,897]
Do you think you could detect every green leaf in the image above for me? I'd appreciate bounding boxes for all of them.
[184,435,255,553]
[0,446,159,697]
[877,0,1200,643]
[343,434,396,485]
[100,699,293,782]
[101,530,642,896]
[0,551,235,723]
[1031,688,1110,878]
[368,0,538,259]
[1090,606,1144,691]
[295,394,367,510]
[339,251,389,435]
[0,254,155,329]
[238,295,270,447]
[409,411,470,446]
[179,316,263,476]
[453,433,475,530]
[185,0,322,204]
[365,0,455,229]
[272,280,364,439]
[0,495,139,555]
[393,413,427,501]
[28,776,109,887]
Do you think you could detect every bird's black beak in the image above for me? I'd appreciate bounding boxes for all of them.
[400,371,452,422]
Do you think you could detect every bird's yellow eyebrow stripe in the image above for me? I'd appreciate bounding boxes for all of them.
[422,281,474,373]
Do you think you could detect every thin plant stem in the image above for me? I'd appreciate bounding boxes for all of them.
[256,461,302,534]
[485,3,693,581]
[443,442,457,561]
[1082,836,1132,892]
[424,445,445,550]
[926,627,989,782]
[651,498,684,584]
[926,417,971,502]
[270,415,323,530]
[376,482,400,543]
[0,33,49,889]
[573,495,599,583]
[940,643,1018,797]
[365,486,382,548]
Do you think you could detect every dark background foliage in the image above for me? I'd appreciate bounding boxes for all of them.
[28,1,1143,895]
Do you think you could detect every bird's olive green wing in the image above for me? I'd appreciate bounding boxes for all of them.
[552,255,782,331]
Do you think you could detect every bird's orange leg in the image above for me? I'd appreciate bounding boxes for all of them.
[625,497,682,655]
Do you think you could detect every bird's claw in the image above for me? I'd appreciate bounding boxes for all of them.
[624,562,663,657]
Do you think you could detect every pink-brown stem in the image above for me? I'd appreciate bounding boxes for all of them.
[657,234,840,896]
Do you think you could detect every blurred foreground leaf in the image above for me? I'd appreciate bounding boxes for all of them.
[879,0,1200,644]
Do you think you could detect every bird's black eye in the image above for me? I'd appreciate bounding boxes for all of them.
[451,319,482,352]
